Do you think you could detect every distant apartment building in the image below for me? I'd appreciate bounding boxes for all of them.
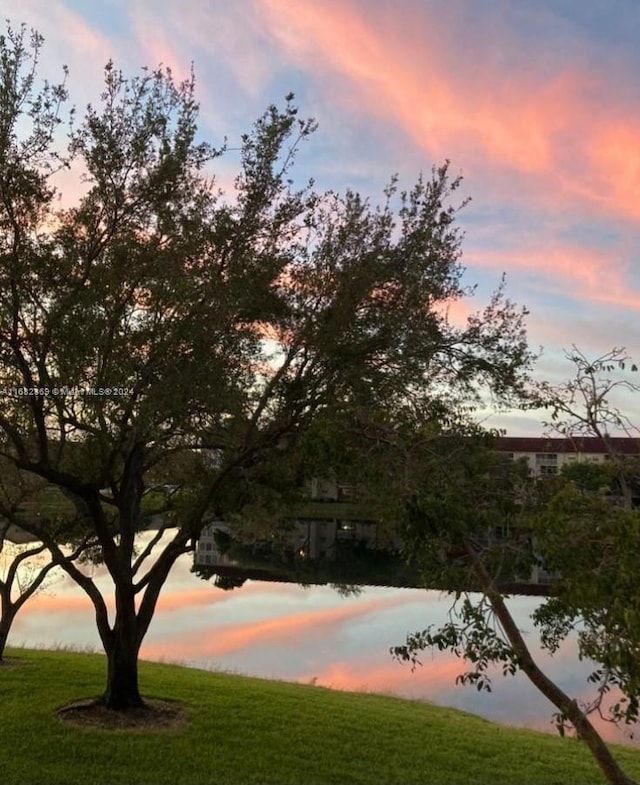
[195,471,380,567]
[195,516,379,567]
[196,521,231,567]
[194,436,640,588]
[494,436,640,477]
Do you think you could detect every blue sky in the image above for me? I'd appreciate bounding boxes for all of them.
[4,0,640,433]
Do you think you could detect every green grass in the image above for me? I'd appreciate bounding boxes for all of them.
[2,648,640,785]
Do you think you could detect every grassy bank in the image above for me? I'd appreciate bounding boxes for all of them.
[2,648,640,785]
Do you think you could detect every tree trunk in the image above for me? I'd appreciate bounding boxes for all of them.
[0,587,15,662]
[103,626,144,709]
[102,590,144,710]
[0,614,12,661]
[465,543,637,785]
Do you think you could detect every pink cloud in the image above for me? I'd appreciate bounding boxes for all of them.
[17,575,307,622]
[25,592,97,614]
[257,0,640,224]
[434,298,474,329]
[125,5,192,83]
[141,593,411,660]
[151,580,302,613]
[588,124,640,221]
[300,656,468,696]
[467,245,640,313]
[14,1,115,87]
[119,0,281,140]
[161,1,273,98]
[257,1,571,167]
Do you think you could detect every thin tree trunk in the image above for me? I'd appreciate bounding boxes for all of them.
[0,583,15,661]
[0,613,13,661]
[465,542,637,785]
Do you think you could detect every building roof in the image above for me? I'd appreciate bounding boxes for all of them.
[495,436,640,455]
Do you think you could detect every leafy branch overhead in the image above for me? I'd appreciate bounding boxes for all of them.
[391,595,520,691]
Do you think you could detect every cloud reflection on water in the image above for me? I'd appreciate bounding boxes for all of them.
[11,551,640,748]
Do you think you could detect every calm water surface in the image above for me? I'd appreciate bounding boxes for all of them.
[10,539,639,748]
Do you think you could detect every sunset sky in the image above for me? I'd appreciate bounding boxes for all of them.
[4,0,640,433]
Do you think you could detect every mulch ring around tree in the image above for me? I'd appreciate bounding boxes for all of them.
[56,697,188,732]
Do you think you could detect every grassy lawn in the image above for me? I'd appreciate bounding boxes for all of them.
[2,648,640,785]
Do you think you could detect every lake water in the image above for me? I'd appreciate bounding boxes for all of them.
[9,541,639,748]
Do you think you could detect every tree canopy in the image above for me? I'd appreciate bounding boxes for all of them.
[0,24,532,709]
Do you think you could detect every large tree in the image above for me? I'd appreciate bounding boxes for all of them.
[0,25,532,710]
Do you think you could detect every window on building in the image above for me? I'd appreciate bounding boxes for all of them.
[535,453,558,475]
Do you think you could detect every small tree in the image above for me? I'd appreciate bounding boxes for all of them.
[0,461,91,661]
[540,346,640,506]
[0,528,90,661]
[0,524,57,660]
[532,349,640,732]
[387,354,640,785]
[0,25,532,710]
